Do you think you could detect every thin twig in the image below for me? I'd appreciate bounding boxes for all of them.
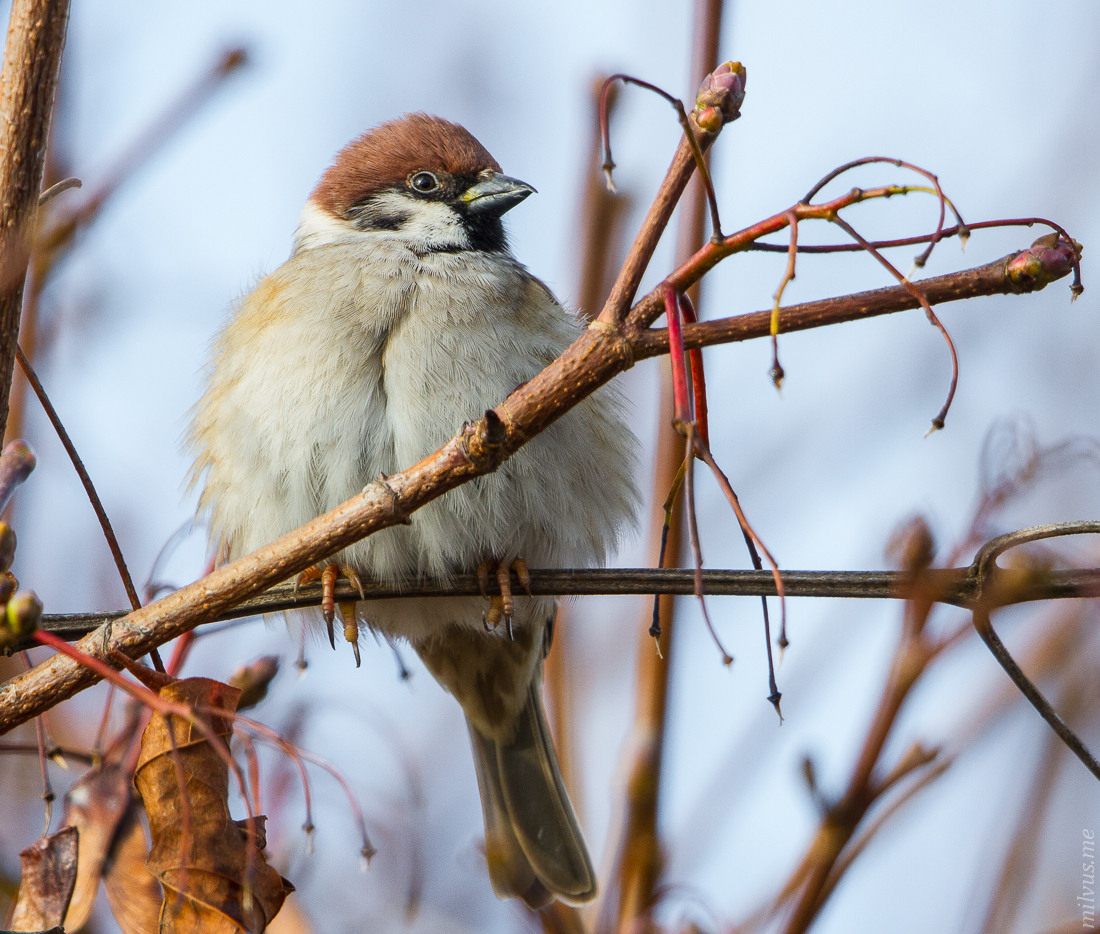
[0,101,1079,735]
[15,345,141,611]
[681,428,731,663]
[631,239,1079,360]
[236,713,375,861]
[600,73,724,239]
[969,522,1100,779]
[32,692,54,835]
[800,155,966,268]
[978,655,1089,934]
[828,212,959,431]
[0,741,95,764]
[20,560,1100,647]
[597,63,744,327]
[768,210,799,386]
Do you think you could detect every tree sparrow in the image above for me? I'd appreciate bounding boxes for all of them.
[188,114,638,907]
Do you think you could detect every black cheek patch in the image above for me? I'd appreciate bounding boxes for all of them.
[347,201,412,232]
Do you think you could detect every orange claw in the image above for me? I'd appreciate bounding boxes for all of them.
[512,557,531,596]
[297,561,366,652]
[477,558,531,637]
[340,602,361,667]
[476,560,492,598]
[496,564,514,622]
[485,595,504,631]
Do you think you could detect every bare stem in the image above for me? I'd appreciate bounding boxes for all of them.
[0,0,71,434]
[631,241,1077,359]
[604,15,728,933]
[15,346,140,610]
[0,113,1079,738]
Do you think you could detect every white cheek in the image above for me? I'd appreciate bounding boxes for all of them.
[389,197,472,251]
[293,194,473,254]
[293,200,358,251]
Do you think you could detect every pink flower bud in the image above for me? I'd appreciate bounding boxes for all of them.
[0,440,35,513]
[1005,234,1081,292]
[695,61,747,128]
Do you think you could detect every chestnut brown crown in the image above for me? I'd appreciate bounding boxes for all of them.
[311,114,503,219]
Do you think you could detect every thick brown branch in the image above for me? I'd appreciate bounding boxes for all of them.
[0,0,70,433]
[0,232,1080,732]
[597,134,703,326]
[0,62,738,730]
[0,432,487,730]
[631,242,1074,359]
[0,66,1076,735]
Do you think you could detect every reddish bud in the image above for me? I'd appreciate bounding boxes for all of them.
[695,61,746,128]
[1005,234,1082,293]
[0,440,35,513]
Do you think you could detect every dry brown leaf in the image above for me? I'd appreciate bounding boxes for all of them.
[8,825,78,931]
[102,802,164,934]
[134,676,292,932]
[265,893,316,934]
[227,656,279,710]
[60,762,135,930]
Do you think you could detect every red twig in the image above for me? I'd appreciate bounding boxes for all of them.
[680,427,732,664]
[238,713,375,861]
[678,293,709,445]
[826,215,959,431]
[662,284,692,424]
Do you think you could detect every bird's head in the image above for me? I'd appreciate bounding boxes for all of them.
[296,113,534,255]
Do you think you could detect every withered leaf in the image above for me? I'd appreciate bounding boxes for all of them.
[8,825,78,931]
[228,656,280,710]
[60,761,138,930]
[264,893,316,934]
[134,676,292,932]
[102,801,163,934]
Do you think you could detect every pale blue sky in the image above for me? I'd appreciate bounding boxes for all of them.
[5,2,1100,931]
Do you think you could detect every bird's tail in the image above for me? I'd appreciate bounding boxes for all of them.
[466,681,597,909]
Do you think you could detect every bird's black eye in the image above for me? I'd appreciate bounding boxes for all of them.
[409,171,440,193]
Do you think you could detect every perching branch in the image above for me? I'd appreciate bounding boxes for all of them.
[630,235,1078,358]
[24,543,1100,646]
[0,59,738,730]
[0,0,70,434]
[0,61,1083,736]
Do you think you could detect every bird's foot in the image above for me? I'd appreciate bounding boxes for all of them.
[297,561,365,664]
[477,557,532,636]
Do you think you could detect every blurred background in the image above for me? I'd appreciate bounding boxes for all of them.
[1,1,1099,931]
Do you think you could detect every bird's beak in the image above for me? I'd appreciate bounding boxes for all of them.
[461,173,536,217]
